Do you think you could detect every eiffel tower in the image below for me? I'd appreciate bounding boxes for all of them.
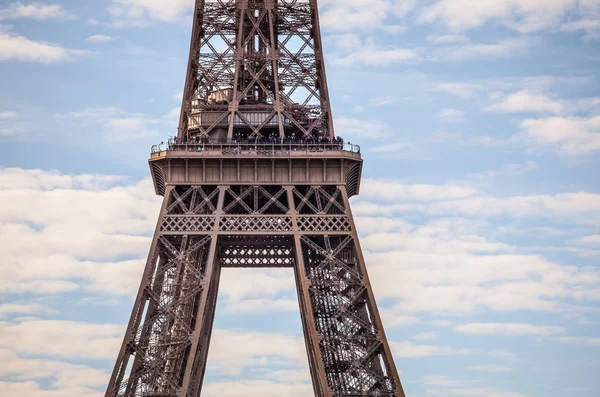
[105,1,405,396]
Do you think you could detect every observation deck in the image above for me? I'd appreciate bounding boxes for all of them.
[149,140,363,198]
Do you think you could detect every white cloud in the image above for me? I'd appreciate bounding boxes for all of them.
[430,82,482,99]
[412,331,438,341]
[0,32,86,63]
[355,188,600,222]
[335,118,392,140]
[0,319,123,359]
[0,2,75,21]
[552,336,600,345]
[107,0,193,27]
[320,0,394,32]
[451,387,534,397]
[561,18,600,41]
[419,0,580,33]
[369,96,398,106]
[333,46,419,67]
[487,90,565,114]
[369,142,410,153]
[0,111,18,118]
[360,179,478,201]
[351,212,600,316]
[437,37,537,61]
[203,380,312,397]
[0,168,160,295]
[86,34,114,43]
[0,303,45,318]
[517,115,600,155]
[219,269,295,302]
[431,320,453,327]
[420,375,465,388]
[454,322,564,336]
[319,0,415,32]
[467,161,538,181]
[329,33,419,67]
[467,365,513,373]
[207,329,307,375]
[391,341,472,357]
[437,108,466,122]
[427,34,469,44]
[223,298,298,314]
[0,348,108,393]
[571,235,600,245]
[58,107,163,143]
[0,381,103,397]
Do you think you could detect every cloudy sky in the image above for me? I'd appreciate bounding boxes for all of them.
[0,0,599,396]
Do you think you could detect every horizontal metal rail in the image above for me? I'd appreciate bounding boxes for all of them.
[151,141,360,155]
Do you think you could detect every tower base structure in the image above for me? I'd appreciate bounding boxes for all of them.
[105,145,405,397]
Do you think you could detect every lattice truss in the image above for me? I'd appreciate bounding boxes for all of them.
[223,185,289,214]
[300,235,399,396]
[294,185,346,215]
[112,234,214,397]
[161,186,220,233]
[180,0,333,140]
[220,236,294,267]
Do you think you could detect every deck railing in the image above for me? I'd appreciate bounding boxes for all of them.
[151,140,360,155]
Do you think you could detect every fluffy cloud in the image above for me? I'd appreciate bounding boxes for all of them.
[334,118,392,139]
[467,365,513,373]
[0,348,108,392]
[359,179,478,201]
[516,115,600,155]
[0,2,75,21]
[419,0,581,33]
[391,341,472,357]
[435,37,538,61]
[437,108,466,122]
[319,0,415,32]
[561,18,600,41]
[351,211,600,317]
[0,319,124,359]
[454,322,565,336]
[487,90,565,114]
[0,168,159,295]
[202,380,312,397]
[107,0,193,27]
[0,32,86,63]
[552,336,600,345]
[57,107,164,143]
[0,381,102,397]
[333,45,419,67]
[86,34,114,43]
[208,329,307,375]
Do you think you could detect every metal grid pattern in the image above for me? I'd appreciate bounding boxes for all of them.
[220,215,293,232]
[178,0,334,142]
[162,215,215,233]
[300,235,398,396]
[297,215,352,232]
[106,0,404,396]
[220,236,295,267]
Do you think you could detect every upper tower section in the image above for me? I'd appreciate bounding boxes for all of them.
[149,0,362,198]
[178,0,334,143]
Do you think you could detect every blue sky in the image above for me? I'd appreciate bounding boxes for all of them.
[0,1,599,396]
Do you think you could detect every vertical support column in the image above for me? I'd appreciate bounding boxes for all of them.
[105,186,174,397]
[286,186,330,397]
[178,186,226,397]
[339,185,406,397]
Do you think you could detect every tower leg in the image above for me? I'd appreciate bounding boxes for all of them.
[289,185,406,397]
[105,186,225,397]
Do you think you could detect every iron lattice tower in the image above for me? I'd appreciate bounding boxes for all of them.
[105,1,406,396]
